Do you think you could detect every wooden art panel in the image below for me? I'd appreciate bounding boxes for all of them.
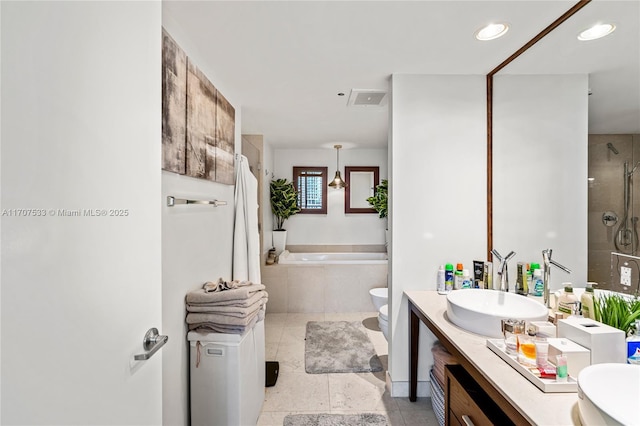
[215,91,235,185]
[161,29,187,174]
[161,28,235,185]
[186,59,217,181]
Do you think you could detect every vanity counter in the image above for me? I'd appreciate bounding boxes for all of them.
[406,290,582,426]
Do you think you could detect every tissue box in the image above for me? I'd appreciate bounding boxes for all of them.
[547,338,591,378]
[557,317,626,364]
[530,321,556,338]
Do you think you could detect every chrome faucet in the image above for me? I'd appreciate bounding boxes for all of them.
[491,249,516,292]
[541,249,572,308]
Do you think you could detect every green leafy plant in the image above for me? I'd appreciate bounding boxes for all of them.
[270,178,301,231]
[594,292,640,335]
[366,179,388,219]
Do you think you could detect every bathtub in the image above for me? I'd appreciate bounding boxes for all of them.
[262,251,388,313]
[278,251,388,265]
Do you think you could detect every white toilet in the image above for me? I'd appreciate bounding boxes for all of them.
[378,304,389,341]
[369,287,389,341]
[369,287,388,311]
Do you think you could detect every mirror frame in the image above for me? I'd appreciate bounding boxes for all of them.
[344,166,379,214]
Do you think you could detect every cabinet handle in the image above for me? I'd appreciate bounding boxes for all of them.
[462,415,475,426]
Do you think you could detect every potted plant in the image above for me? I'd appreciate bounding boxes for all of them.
[367,179,389,247]
[367,179,388,219]
[594,292,640,335]
[270,178,301,254]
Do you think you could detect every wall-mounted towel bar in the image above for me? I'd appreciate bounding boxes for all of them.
[167,196,227,207]
[134,327,168,361]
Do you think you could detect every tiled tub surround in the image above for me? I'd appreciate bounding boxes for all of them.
[261,256,388,313]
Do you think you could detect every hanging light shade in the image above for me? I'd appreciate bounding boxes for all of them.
[328,144,346,189]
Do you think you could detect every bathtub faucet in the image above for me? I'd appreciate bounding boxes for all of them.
[491,249,516,292]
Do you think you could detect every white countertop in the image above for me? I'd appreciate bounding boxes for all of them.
[405,290,582,426]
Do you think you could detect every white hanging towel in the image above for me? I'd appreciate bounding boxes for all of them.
[233,155,261,283]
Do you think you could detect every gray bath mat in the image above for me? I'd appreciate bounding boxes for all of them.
[305,321,383,374]
[283,413,388,426]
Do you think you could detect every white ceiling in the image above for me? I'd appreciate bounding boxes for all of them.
[163,0,639,149]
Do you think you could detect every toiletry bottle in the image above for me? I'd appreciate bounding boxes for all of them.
[556,355,568,382]
[557,284,578,319]
[516,262,527,295]
[461,269,472,289]
[581,283,595,320]
[529,263,541,295]
[444,263,454,292]
[627,320,640,364]
[532,268,544,297]
[473,260,484,288]
[484,262,493,289]
[437,265,447,294]
[526,264,532,293]
[454,263,464,290]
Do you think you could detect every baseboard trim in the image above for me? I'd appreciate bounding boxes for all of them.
[386,371,431,398]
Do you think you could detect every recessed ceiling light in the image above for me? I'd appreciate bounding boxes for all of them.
[578,23,616,41]
[475,23,509,41]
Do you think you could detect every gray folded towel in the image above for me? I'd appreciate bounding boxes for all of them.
[188,310,264,334]
[203,278,254,293]
[187,291,268,313]
[186,283,266,305]
[186,303,262,326]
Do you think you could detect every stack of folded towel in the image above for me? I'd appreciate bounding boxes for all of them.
[185,278,268,334]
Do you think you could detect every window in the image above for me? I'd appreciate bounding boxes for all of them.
[293,167,327,214]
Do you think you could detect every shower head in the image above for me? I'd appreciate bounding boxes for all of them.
[607,142,620,155]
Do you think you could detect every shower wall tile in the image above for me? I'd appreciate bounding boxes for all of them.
[588,134,639,289]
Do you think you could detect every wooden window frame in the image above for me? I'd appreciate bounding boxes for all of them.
[293,166,328,214]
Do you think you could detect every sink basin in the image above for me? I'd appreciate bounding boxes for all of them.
[578,363,640,426]
[446,289,548,338]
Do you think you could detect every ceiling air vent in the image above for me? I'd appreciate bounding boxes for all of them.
[347,89,387,107]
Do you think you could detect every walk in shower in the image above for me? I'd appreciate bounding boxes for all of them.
[588,134,640,287]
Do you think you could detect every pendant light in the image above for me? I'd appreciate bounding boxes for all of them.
[328,144,346,189]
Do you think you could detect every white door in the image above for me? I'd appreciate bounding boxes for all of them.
[1,2,163,424]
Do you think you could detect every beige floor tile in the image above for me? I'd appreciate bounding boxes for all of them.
[328,372,399,412]
[265,324,284,344]
[285,312,325,327]
[265,342,279,360]
[262,370,330,412]
[275,341,306,373]
[323,312,365,322]
[280,325,307,344]
[256,411,287,426]
[265,312,289,326]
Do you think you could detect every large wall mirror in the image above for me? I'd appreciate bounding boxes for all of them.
[344,166,379,213]
[490,1,639,291]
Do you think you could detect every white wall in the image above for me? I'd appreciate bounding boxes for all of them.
[493,74,588,290]
[160,14,242,426]
[389,75,487,396]
[273,148,387,245]
[1,2,162,424]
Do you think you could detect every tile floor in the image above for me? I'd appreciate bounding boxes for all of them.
[257,312,439,426]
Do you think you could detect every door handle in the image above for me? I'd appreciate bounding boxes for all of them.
[134,328,168,361]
